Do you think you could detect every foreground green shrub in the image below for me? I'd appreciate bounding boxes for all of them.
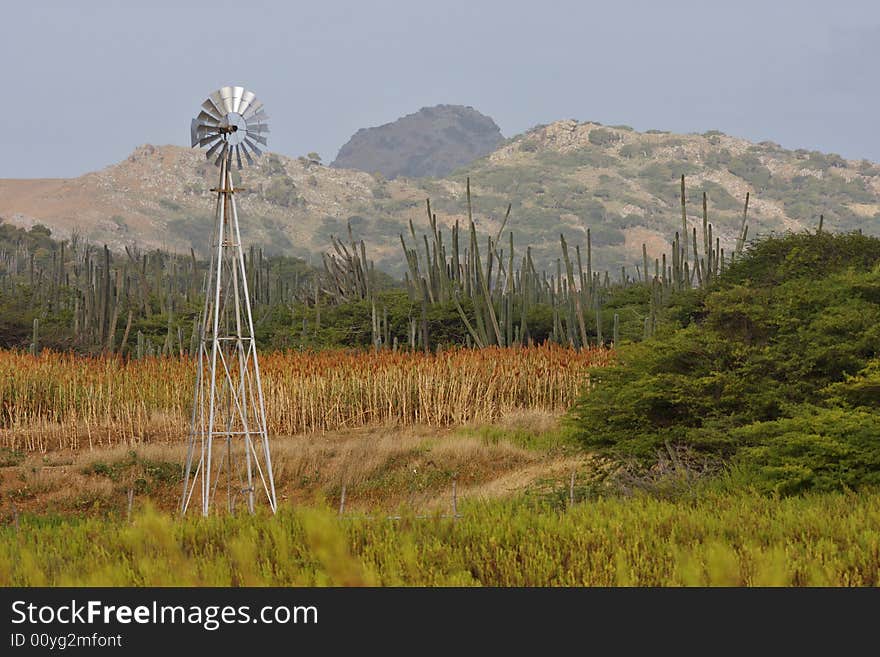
[1,492,878,586]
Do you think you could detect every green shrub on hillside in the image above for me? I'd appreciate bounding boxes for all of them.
[588,223,626,246]
[690,181,740,211]
[588,128,621,147]
[619,143,653,158]
[261,153,286,176]
[726,153,772,189]
[264,175,303,207]
[803,151,847,171]
[540,149,617,169]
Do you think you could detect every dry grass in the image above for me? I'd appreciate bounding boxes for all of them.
[0,410,586,516]
[0,345,609,452]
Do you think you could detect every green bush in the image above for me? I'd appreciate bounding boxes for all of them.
[588,128,621,147]
[803,151,847,171]
[264,176,302,207]
[261,153,286,176]
[825,358,880,409]
[731,406,880,494]
[619,143,652,158]
[569,232,880,493]
[725,153,772,189]
[690,181,741,212]
[541,149,616,169]
[587,223,625,247]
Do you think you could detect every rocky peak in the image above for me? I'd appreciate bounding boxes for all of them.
[331,104,504,179]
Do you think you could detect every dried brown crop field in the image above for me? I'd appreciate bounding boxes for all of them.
[0,345,611,452]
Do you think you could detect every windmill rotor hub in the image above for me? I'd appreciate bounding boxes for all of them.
[223,112,248,145]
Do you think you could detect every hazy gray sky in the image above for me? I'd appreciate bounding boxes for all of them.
[3,0,879,178]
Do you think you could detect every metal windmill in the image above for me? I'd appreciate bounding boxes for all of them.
[181,85,277,516]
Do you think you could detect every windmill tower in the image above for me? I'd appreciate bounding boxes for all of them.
[181,86,277,516]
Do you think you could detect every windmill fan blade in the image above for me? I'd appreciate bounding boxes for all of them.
[218,86,237,114]
[244,138,262,157]
[242,100,263,120]
[202,98,224,121]
[249,110,269,123]
[246,132,268,146]
[235,144,243,170]
[190,118,200,148]
[197,110,220,126]
[199,134,221,147]
[196,123,219,137]
[205,139,224,161]
[245,122,269,133]
[238,90,256,116]
[214,143,228,167]
[240,142,254,167]
[229,86,245,113]
[209,91,227,117]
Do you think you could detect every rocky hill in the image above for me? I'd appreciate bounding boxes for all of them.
[2,119,879,277]
[331,105,504,179]
[448,120,880,267]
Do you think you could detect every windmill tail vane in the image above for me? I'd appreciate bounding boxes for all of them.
[181,86,277,517]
